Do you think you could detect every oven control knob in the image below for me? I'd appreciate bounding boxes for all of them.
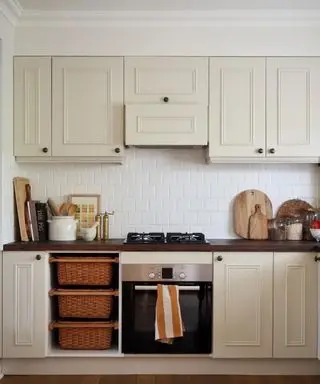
[179,272,186,280]
[148,272,155,279]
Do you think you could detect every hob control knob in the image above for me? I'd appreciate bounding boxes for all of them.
[179,272,186,279]
[148,272,155,279]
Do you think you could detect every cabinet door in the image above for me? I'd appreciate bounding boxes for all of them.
[52,57,123,157]
[209,58,266,158]
[125,104,208,146]
[125,57,208,104]
[14,57,51,157]
[267,58,320,158]
[3,252,48,358]
[213,252,273,358]
[274,253,317,358]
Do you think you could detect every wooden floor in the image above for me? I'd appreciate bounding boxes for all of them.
[1,376,320,384]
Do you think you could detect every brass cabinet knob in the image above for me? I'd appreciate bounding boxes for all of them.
[36,255,41,261]
[257,148,264,154]
[114,148,121,154]
[163,97,169,103]
[216,255,223,262]
[269,148,276,154]
[42,147,48,153]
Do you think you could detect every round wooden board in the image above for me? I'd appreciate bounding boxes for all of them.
[234,189,273,239]
[276,199,314,219]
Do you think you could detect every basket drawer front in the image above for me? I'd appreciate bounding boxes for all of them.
[58,295,113,319]
[57,262,113,286]
[58,327,112,350]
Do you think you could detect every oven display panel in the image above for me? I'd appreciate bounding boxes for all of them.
[161,267,173,279]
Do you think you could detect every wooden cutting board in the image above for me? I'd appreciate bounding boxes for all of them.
[249,204,268,240]
[234,189,273,239]
[13,177,30,242]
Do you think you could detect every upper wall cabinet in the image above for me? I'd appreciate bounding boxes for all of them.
[125,57,208,146]
[52,57,124,158]
[267,58,320,158]
[209,57,266,159]
[125,57,208,104]
[208,57,320,163]
[14,57,52,157]
[13,57,124,163]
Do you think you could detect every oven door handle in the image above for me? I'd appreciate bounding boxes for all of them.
[133,285,200,291]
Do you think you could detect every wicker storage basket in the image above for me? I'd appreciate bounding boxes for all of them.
[49,256,118,286]
[49,321,116,350]
[49,289,118,319]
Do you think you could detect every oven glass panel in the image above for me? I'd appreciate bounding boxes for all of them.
[122,282,212,354]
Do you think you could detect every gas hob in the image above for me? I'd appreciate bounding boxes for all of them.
[125,232,206,244]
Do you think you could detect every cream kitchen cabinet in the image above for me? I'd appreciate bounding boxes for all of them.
[209,57,266,159]
[125,57,208,104]
[267,58,320,159]
[3,252,49,358]
[208,57,320,163]
[273,252,318,358]
[125,57,208,146]
[213,252,273,358]
[14,57,52,157]
[14,56,124,163]
[52,57,124,157]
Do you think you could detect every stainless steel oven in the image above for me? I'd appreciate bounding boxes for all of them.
[122,263,212,354]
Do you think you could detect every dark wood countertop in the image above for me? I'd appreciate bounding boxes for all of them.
[3,239,320,252]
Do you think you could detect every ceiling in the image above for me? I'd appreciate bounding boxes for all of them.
[17,0,320,11]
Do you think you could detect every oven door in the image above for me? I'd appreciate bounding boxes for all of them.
[122,282,212,354]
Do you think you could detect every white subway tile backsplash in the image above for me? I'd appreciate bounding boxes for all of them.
[6,148,319,240]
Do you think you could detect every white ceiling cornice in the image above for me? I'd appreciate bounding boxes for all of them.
[0,0,22,25]
[17,9,320,28]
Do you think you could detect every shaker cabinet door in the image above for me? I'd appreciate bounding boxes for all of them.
[14,57,51,157]
[273,252,318,358]
[267,57,320,158]
[209,57,266,159]
[213,252,273,358]
[52,57,124,157]
[3,252,49,358]
[125,57,208,104]
[125,104,208,146]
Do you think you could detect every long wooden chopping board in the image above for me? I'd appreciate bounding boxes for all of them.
[234,189,273,239]
[13,177,30,242]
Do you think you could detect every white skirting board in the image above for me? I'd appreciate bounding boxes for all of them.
[2,358,320,375]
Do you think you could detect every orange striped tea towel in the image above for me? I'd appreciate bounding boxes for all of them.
[155,284,184,344]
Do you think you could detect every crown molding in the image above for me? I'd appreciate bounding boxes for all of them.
[0,0,22,25]
[17,9,320,28]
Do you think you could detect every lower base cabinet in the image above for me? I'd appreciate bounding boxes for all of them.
[213,252,273,358]
[3,252,49,358]
[273,252,318,358]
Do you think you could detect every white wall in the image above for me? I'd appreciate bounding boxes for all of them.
[16,150,319,239]
[4,13,319,240]
[0,8,15,246]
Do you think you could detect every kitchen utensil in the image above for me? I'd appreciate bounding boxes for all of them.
[276,199,314,219]
[47,198,60,216]
[234,189,273,239]
[13,177,30,242]
[80,227,98,242]
[48,216,77,241]
[67,203,78,217]
[58,202,69,216]
[25,184,39,241]
[249,204,268,240]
